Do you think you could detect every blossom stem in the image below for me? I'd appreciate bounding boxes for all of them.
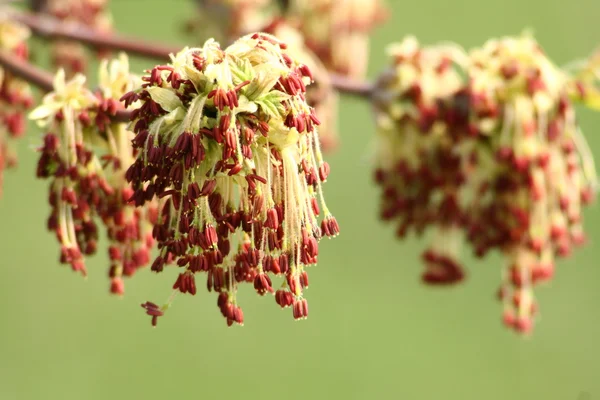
[12,10,375,98]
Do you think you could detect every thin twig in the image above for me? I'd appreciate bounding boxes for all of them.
[0,51,131,122]
[12,12,180,60]
[0,50,54,92]
[12,10,375,98]
[329,73,374,98]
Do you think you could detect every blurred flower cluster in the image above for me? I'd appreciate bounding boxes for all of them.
[373,34,598,334]
[0,17,33,197]
[185,0,387,151]
[185,0,276,45]
[30,54,156,294]
[289,0,387,79]
[46,0,113,76]
[124,33,337,326]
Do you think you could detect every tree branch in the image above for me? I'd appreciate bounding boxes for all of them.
[329,73,374,98]
[12,10,374,98]
[0,50,54,92]
[0,51,131,122]
[11,12,180,60]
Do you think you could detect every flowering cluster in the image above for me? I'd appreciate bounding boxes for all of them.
[92,55,156,294]
[30,54,155,294]
[468,35,597,333]
[289,0,387,79]
[373,34,598,334]
[123,33,338,326]
[47,0,113,76]
[0,18,33,197]
[373,37,471,284]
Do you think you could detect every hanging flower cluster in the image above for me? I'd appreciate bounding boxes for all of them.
[467,35,597,334]
[373,36,471,285]
[373,34,598,334]
[92,55,156,294]
[30,54,155,294]
[289,0,387,79]
[0,18,33,197]
[123,33,338,327]
[46,0,113,76]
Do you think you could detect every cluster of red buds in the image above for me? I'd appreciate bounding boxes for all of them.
[373,34,598,334]
[46,0,113,76]
[29,54,155,294]
[0,18,34,197]
[123,33,338,326]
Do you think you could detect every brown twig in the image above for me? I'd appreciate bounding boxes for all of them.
[12,12,180,60]
[0,50,54,92]
[12,10,375,98]
[329,73,374,98]
[0,50,131,122]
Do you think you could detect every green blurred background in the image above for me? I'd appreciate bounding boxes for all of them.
[2,0,600,399]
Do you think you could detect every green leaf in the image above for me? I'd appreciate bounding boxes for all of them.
[146,87,183,112]
[254,90,290,118]
[236,95,258,114]
[229,57,255,85]
[243,65,283,100]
